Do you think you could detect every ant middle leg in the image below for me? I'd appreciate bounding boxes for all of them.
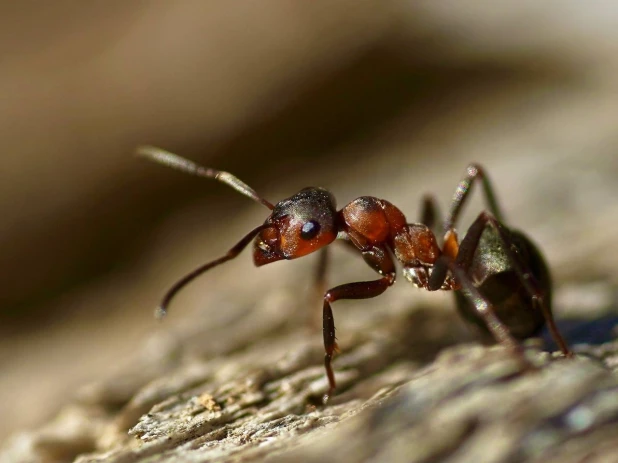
[322,244,396,403]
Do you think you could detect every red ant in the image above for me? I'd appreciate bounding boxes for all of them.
[138,146,572,403]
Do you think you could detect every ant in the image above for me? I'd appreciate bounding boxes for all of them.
[137,145,572,403]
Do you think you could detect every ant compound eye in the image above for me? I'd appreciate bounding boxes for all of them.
[300,220,321,240]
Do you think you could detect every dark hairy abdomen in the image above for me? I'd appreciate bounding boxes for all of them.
[454,227,552,341]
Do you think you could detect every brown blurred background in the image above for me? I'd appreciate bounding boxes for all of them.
[2,0,618,444]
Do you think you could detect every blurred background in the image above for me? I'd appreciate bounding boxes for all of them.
[2,0,618,445]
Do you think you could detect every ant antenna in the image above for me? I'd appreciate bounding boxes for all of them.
[154,223,270,319]
[136,145,275,210]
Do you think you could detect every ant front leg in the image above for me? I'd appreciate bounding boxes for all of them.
[322,244,396,403]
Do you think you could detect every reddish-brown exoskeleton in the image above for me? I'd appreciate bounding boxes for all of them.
[138,146,572,403]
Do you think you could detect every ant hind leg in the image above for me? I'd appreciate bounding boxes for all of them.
[445,164,505,232]
[430,250,521,352]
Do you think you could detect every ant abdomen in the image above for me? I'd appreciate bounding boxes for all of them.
[454,226,551,340]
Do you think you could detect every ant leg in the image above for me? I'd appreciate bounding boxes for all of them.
[420,194,443,235]
[155,223,270,318]
[309,247,329,329]
[458,212,572,357]
[445,164,505,232]
[322,245,396,403]
[323,275,395,402]
[433,164,499,284]
[315,246,329,290]
[449,258,520,350]
[429,251,520,350]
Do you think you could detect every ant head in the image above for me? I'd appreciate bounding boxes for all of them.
[254,187,338,266]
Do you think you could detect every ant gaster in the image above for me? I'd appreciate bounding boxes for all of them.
[138,146,572,403]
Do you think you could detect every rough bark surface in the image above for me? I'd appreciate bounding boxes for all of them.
[3,2,618,462]
[3,294,618,463]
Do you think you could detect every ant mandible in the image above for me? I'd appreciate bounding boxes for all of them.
[137,146,572,403]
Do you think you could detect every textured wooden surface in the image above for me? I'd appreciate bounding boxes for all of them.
[2,2,618,462]
[3,307,618,462]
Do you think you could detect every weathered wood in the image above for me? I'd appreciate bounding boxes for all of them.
[3,3,618,462]
[2,289,618,463]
